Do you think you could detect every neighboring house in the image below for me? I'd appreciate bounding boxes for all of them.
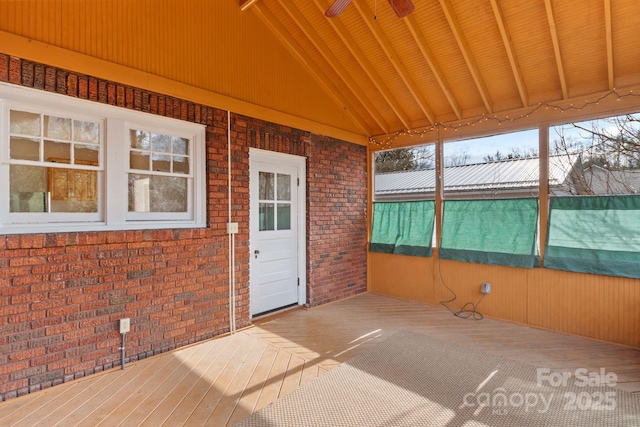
[375,155,583,200]
[579,164,640,195]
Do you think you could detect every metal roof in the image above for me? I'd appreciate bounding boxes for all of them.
[375,155,579,199]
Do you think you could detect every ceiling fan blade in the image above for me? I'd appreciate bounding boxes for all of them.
[325,0,352,17]
[387,0,415,18]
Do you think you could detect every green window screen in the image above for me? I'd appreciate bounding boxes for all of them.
[545,196,640,279]
[370,201,435,257]
[440,198,539,268]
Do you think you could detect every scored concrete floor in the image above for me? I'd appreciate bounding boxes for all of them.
[1,292,639,426]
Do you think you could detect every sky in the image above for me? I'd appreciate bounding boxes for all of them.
[445,129,539,164]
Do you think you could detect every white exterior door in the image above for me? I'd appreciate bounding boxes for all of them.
[249,149,306,316]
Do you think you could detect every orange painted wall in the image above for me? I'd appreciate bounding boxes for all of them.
[369,250,640,348]
[0,0,364,141]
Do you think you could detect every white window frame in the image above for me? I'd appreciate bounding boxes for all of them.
[0,83,206,234]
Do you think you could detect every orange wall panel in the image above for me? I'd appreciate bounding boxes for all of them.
[370,252,640,349]
[0,0,363,139]
[369,252,435,303]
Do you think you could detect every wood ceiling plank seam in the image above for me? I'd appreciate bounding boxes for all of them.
[543,0,568,99]
[550,1,607,97]
[405,15,462,120]
[239,0,257,11]
[489,0,529,108]
[352,0,437,125]
[310,0,412,130]
[604,0,614,90]
[277,6,379,131]
[494,1,560,106]
[438,0,494,114]
[252,3,372,135]
[276,0,391,134]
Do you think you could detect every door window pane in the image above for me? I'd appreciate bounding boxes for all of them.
[277,204,291,230]
[259,202,275,231]
[259,172,274,200]
[277,174,291,201]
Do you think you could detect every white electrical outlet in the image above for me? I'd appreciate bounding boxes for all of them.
[481,282,492,294]
[227,222,239,234]
[119,318,130,334]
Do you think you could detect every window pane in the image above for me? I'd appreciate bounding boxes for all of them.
[9,165,47,212]
[130,151,150,170]
[259,202,275,231]
[172,136,188,155]
[440,199,539,268]
[277,174,291,201]
[152,154,171,173]
[549,114,640,196]
[10,165,98,213]
[149,175,187,212]
[44,116,71,140]
[10,137,40,161]
[370,201,435,257]
[44,140,71,163]
[128,174,188,212]
[374,143,436,200]
[50,168,98,212]
[545,196,640,278]
[152,133,171,153]
[130,129,150,150]
[259,172,274,200]
[10,110,40,136]
[277,203,291,230]
[443,130,539,197]
[73,120,100,144]
[173,156,189,174]
[75,144,99,164]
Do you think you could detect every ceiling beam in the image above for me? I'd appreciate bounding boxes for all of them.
[604,0,614,90]
[276,1,391,133]
[252,3,371,135]
[544,0,568,99]
[311,0,412,130]
[489,0,529,108]
[405,14,462,120]
[353,0,436,125]
[439,0,494,114]
[239,0,258,12]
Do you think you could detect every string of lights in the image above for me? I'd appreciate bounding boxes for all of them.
[369,88,640,148]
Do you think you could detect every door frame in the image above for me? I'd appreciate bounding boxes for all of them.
[249,148,307,316]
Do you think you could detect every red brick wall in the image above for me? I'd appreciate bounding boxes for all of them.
[0,54,368,401]
[307,135,368,305]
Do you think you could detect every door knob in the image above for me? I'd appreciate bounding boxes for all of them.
[254,249,260,258]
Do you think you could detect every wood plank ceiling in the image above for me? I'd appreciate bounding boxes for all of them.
[241,0,640,139]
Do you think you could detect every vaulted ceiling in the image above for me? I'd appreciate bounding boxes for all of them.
[241,0,640,140]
